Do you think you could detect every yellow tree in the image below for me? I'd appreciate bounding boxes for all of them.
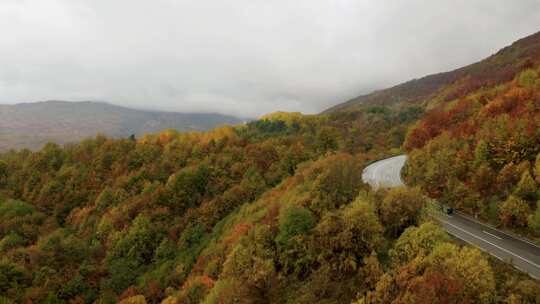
[499,196,531,228]
[390,221,449,266]
[361,243,495,304]
[514,170,538,201]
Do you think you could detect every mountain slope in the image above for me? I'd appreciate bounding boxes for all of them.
[325,30,540,112]
[1,32,540,303]
[402,60,540,241]
[0,101,245,151]
[2,110,535,303]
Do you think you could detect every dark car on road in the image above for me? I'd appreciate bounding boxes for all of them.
[441,204,454,215]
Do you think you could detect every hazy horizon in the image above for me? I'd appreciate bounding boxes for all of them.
[0,99,254,118]
[1,1,540,117]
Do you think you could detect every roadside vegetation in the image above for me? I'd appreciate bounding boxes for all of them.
[403,66,540,244]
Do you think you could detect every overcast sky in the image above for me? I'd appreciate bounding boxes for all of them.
[1,1,540,117]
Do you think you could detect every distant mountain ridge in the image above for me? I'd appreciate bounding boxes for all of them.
[0,100,246,151]
[325,30,540,112]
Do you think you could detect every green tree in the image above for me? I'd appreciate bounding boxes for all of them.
[105,216,161,293]
[36,143,65,172]
[275,206,316,246]
[165,164,210,214]
[473,140,490,166]
[95,187,115,212]
[108,216,160,264]
[36,229,86,269]
[0,233,25,253]
[0,260,26,295]
[315,126,339,153]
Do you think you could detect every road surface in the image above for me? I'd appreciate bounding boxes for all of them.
[362,155,407,188]
[362,155,540,280]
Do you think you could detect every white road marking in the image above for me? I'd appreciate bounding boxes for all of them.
[483,230,502,240]
[364,155,540,279]
[455,210,540,250]
[445,228,540,279]
[439,218,540,269]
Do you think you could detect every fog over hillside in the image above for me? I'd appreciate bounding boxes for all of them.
[1,1,540,116]
[0,101,245,150]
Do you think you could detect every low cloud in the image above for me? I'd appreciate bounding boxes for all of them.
[1,0,540,117]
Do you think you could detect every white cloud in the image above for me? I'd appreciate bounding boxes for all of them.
[1,0,540,117]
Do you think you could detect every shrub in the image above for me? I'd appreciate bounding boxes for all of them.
[0,233,25,253]
[275,206,316,246]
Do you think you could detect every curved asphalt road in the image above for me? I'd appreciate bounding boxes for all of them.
[362,155,407,188]
[362,155,540,280]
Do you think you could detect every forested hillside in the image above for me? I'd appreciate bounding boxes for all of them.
[326,31,540,112]
[2,31,540,304]
[1,104,538,303]
[403,65,540,242]
[328,30,540,244]
[0,108,426,303]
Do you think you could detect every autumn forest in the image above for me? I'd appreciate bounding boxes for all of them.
[2,32,540,304]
